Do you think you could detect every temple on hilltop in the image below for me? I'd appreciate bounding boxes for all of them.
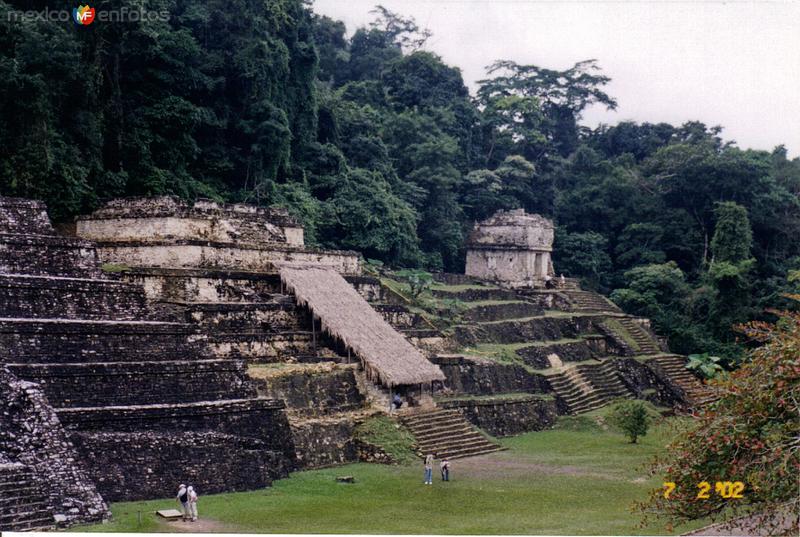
[465,209,555,288]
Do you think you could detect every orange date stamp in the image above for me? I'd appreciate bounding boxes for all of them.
[663,481,745,499]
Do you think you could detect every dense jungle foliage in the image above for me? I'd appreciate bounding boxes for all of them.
[1,1,799,362]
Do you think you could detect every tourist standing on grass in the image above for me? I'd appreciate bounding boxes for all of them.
[187,486,198,522]
[424,454,434,485]
[176,484,189,521]
[440,458,450,481]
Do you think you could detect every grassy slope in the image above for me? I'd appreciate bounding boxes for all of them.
[354,415,418,464]
[74,413,709,535]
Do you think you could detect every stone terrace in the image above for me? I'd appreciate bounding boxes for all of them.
[76,196,361,274]
[426,276,707,430]
[76,199,391,470]
[0,196,296,505]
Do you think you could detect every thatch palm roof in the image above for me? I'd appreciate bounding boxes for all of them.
[277,264,445,387]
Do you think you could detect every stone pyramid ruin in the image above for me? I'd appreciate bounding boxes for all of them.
[1,197,716,531]
[0,196,296,522]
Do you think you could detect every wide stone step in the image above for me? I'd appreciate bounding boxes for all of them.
[0,495,47,509]
[430,288,518,302]
[420,436,498,455]
[570,397,612,414]
[408,422,474,439]
[0,513,55,532]
[401,408,460,422]
[56,397,286,434]
[0,318,210,363]
[437,444,505,460]
[402,411,462,428]
[206,330,344,362]
[559,389,607,407]
[0,274,151,321]
[454,314,596,346]
[0,233,102,278]
[462,302,544,323]
[415,429,486,446]
[9,359,256,407]
[185,301,307,331]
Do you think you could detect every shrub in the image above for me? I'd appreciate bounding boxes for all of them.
[395,269,433,297]
[686,352,723,379]
[609,400,651,444]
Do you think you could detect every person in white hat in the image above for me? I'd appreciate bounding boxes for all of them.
[176,484,189,521]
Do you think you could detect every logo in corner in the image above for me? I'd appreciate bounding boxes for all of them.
[73,5,95,25]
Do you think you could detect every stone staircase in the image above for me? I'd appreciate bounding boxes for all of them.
[400,409,504,460]
[563,289,621,313]
[616,317,661,354]
[649,355,717,406]
[0,463,55,532]
[548,361,632,414]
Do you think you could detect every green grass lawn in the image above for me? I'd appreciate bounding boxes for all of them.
[73,412,708,535]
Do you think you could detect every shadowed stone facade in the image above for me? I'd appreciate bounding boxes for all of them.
[1,196,297,509]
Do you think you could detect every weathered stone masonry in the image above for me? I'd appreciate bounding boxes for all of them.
[1,196,297,510]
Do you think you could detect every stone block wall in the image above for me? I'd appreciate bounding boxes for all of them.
[122,268,279,302]
[0,320,210,363]
[372,304,423,329]
[186,302,306,332]
[438,396,558,437]
[290,418,359,469]
[0,367,108,526]
[0,234,101,278]
[432,355,550,395]
[461,301,544,323]
[78,196,304,247]
[612,358,686,407]
[454,314,598,346]
[516,341,597,368]
[91,241,361,275]
[71,431,289,502]
[0,197,54,235]
[10,360,256,407]
[0,275,150,320]
[255,367,365,417]
[2,195,301,505]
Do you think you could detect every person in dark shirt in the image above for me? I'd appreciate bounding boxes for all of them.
[176,484,189,521]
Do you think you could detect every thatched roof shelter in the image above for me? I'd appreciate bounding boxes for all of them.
[277,264,445,387]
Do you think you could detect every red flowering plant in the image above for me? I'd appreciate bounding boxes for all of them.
[638,295,800,534]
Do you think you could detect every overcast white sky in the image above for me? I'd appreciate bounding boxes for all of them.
[313,0,800,157]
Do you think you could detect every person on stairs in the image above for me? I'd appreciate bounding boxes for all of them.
[176,484,189,521]
[187,486,199,522]
[392,393,403,412]
[424,453,434,485]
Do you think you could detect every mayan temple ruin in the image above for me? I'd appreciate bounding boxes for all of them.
[1,196,714,531]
